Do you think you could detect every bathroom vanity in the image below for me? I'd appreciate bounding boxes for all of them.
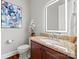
[31,41,74,59]
[30,36,76,59]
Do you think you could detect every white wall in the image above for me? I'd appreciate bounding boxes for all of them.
[67,0,77,35]
[1,0,30,56]
[30,0,49,35]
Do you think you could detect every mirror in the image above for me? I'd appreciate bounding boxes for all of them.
[45,0,67,32]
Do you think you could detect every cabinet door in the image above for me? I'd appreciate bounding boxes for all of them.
[41,46,71,59]
[31,41,41,59]
[41,48,57,59]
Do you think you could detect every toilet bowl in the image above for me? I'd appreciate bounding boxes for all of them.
[17,44,30,59]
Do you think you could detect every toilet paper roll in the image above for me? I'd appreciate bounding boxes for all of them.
[7,40,13,44]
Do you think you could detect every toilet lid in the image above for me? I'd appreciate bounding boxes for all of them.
[17,44,30,49]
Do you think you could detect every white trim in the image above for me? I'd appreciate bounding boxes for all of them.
[46,0,59,8]
[47,0,56,5]
[65,0,68,32]
[45,7,47,31]
[45,0,67,33]
[1,50,17,59]
[45,30,67,33]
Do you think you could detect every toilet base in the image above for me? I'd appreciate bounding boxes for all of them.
[19,53,28,59]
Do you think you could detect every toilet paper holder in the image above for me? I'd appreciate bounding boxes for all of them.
[6,40,14,44]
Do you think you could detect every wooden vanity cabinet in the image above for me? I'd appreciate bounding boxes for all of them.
[31,41,41,59]
[41,46,69,59]
[31,41,74,59]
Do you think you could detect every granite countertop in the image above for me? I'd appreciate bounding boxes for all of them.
[30,36,76,59]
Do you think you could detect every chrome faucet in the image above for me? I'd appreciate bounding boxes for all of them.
[48,32,61,40]
[48,32,54,39]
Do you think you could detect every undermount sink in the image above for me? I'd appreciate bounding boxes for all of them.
[41,38,68,52]
[41,38,61,45]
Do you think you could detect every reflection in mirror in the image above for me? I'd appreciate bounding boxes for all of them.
[45,0,67,32]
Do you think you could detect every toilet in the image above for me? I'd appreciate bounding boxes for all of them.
[17,44,30,59]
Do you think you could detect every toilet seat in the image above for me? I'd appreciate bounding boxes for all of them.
[17,44,30,54]
[17,44,30,50]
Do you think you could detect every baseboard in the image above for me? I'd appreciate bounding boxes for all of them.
[1,50,18,59]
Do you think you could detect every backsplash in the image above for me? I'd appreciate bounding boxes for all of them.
[40,33,77,43]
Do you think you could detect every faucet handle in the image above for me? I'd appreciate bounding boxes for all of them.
[47,32,54,39]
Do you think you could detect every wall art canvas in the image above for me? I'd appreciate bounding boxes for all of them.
[1,1,22,28]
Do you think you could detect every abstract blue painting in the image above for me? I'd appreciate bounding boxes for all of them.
[1,1,22,28]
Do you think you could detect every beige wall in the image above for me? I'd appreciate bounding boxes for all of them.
[1,0,30,54]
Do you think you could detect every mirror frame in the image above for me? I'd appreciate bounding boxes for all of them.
[45,0,67,32]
